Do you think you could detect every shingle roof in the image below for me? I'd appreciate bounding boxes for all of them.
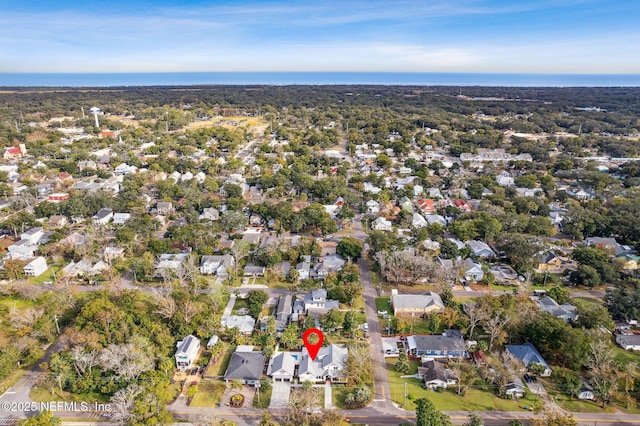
[224,352,265,381]
[506,342,550,370]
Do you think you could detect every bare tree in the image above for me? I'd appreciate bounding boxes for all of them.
[8,305,44,330]
[153,293,177,319]
[484,313,510,352]
[70,345,100,377]
[463,302,483,339]
[99,343,153,381]
[109,383,143,425]
[587,339,620,407]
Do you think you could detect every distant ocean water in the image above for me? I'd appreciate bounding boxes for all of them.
[0,72,639,87]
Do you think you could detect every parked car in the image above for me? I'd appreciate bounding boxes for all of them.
[377,310,387,315]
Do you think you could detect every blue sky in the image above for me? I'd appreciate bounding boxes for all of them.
[1,0,639,73]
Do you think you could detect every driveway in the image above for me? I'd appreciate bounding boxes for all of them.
[269,381,291,409]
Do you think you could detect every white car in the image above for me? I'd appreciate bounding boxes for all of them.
[377,310,388,315]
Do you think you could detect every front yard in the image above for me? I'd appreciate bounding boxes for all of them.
[386,360,537,412]
[189,381,226,407]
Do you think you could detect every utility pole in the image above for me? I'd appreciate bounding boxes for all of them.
[403,381,407,407]
[53,314,60,335]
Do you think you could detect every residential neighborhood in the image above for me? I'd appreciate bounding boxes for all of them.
[0,85,640,426]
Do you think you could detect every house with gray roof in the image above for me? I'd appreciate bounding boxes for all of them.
[222,315,256,336]
[466,240,496,258]
[200,255,234,277]
[506,342,552,376]
[616,334,640,351]
[175,335,200,371]
[391,290,444,317]
[418,359,457,389]
[407,334,467,359]
[224,351,265,385]
[303,289,339,314]
[538,296,578,322]
[267,352,296,382]
[275,295,293,332]
[298,344,348,383]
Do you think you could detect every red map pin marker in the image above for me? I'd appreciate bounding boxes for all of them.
[302,328,324,361]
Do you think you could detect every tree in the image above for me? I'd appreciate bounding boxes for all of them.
[569,264,601,288]
[463,413,483,426]
[415,397,452,426]
[344,345,375,386]
[280,323,301,349]
[221,210,248,232]
[18,410,61,426]
[546,286,570,304]
[337,237,362,261]
[463,302,483,338]
[342,310,357,335]
[395,348,410,373]
[495,232,542,272]
[320,309,343,331]
[532,412,577,426]
[574,300,614,330]
[246,290,268,319]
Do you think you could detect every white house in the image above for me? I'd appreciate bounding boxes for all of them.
[425,214,447,227]
[461,258,484,282]
[298,344,348,383]
[267,351,297,382]
[23,256,48,277]
[199,208,220,221]
[372,217,393,231]
[200,255,234,277]
[175,335,200,371]
[466,240,496,258]
[21,227,44,245]
[418,360,457,390]
[7,240,38,260]
[412,213,429,229]
[495,171,514,187]
[365,200,380,215]
[92,208,113,225]
[616,334,640,351]
[112,212,131,225]
[222,315,256,336]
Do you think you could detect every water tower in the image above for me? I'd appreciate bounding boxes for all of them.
[89,107,101,127]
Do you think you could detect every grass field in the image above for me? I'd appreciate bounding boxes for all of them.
[205,344,233,378]
[375,297,391,314]
[540,378,616,413]
[27,266,61,285]
[190,381,226,407]
[253,382,273,408]
[386,360,537,412]
[30,384,110,404]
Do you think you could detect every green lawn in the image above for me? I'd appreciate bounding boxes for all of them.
[489,283,519,292]
[231,298,249,314]
[332,384,374,409]
[189,381,226,407]
[205,344,233,377]
[30,384,110,404]
[253,381,273,408]
[540,378,615,413]
[28,266,61,285]
[386,360,536,412]
[375,297,391,314]
[612,344,640,367]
